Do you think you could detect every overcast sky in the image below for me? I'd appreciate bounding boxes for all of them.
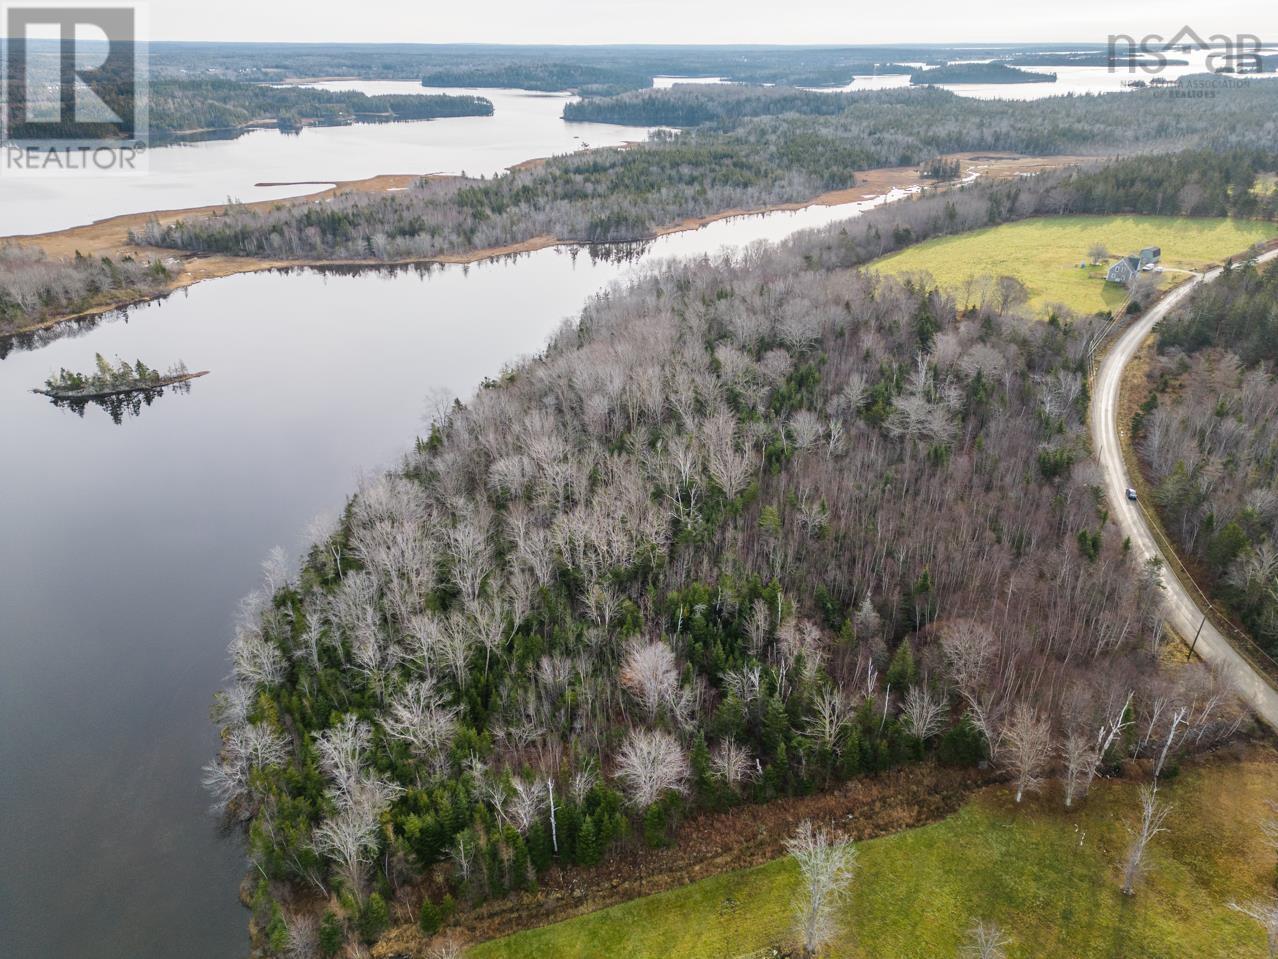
[142,0,1276,45]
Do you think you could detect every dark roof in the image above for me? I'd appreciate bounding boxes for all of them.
[1106,256,1141,281]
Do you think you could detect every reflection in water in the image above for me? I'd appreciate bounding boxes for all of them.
[40,378,197,424]
[0,303,149,359]
[0,242,688,359]
[0,191,901,959]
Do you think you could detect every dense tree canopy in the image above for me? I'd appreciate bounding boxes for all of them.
[909,63,1056,85]
[136,144,1278,267]
[0,246,173,335]
[212,217,1238,954]
[1138,260,1278,651]
[147,81,493,142]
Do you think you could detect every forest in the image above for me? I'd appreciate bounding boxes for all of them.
[8,144,1274,335]
[553,75,1278,136]
[133,135,1278,268]
[1135,259,1278,654]
[208,209,1244,956]
[1007,52,1188,68]
[909,63,1055,85]
[562,84,862,127]
[137,41,1075,91]
[146,81,493,142]
[3,70,492,145]
[0,246,173,335]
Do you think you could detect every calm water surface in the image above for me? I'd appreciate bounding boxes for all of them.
[0,190,906,959]
[3,54,1252,956]
[0,85,657,236]
[814,48,1277,98]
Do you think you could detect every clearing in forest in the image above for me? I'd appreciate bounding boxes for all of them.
[469,754,1278,959]
[871,215,1278,315]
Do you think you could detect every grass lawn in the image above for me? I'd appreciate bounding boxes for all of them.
[871,215,1278,316]
[468,756,1278,959]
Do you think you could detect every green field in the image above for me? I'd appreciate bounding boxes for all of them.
[469,758,1278,959]
[872,215,1278,315]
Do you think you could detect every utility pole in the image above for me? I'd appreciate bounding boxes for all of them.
[1188,615,1206,660]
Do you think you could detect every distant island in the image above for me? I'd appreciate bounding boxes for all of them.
[148,81,493,145]
[36,355,206,401]
[911,62,1056,85]
[1007,52,1188,68]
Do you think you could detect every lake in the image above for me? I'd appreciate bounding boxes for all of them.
[811,47,1277,99]
[3,52,1253,956]
[0,85,659,237]
[0,189,909,959]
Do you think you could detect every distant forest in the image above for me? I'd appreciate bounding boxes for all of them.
[910,62,1056,85]
[148,81,492,141]
[556,76,1277,130]
[563,85,863,127]
[142,41,1119,93]
[1007,53,1189,68]
[137,143,1278,269]
[136,79,1278,264]
[4,71,493,144]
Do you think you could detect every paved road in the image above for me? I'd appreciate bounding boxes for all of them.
[1090,251,1278,731]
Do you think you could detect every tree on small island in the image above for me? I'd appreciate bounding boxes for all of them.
[40,353,197,398]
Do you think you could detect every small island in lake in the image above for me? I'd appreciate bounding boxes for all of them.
[911,62,1056,85]
[36,354,207,401]
[35,354,208,424]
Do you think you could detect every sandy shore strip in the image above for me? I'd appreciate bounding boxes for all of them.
[3,153,1093,337]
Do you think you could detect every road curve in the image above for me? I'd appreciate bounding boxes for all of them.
[1090,250,1278,731]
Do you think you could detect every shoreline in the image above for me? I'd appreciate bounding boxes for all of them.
[2,152,1087,338]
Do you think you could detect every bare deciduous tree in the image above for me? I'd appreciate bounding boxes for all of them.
[901,685,948,742]
[1063,690,1133,808]
[508,776,547,834]
[230,625,286,691]
[805,687,853,753]
[1060,728,1096,809]
[785,820,857,958]
[710,739,755,789]
[382,679,460,781]
[1003,702,1052,803]
[314,715,373,807]
[428,936,466,959]
[202,722,290,817]
[613,728,689,808]
[1121,784,1172,896]
[962,921,1010,959]
[940,621,994,703]
[313,777,401,902]
[619,639,681,722]
[1230,897,1278,959]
